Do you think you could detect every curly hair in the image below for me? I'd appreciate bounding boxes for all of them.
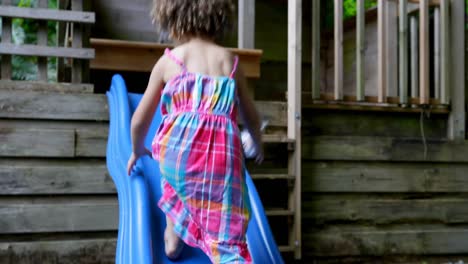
[151,0,235,41]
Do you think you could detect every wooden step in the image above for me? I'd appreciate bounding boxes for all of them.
[265,209,294,217]
[251,173,295,180]
[263,133,294,143]
[278,245,295,253]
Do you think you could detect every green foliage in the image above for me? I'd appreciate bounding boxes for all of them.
[3,0,58,81]
[343,0,377,19]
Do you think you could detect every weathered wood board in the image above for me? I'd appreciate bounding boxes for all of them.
[0,238,116,264]
[302,136,468,162]
[0,159,113,195]
[0,90,108,121]
[303,161,468,193]
[0,198,118,233]
[304,227,468,257]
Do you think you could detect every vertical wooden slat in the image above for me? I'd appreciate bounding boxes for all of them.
[440,0,449,104]
[410,15,419,99]
[334,0,343,100]
[385,1,398,98]
[448,0,465,140]
[311,0,321,99]
[377,0,386,103]
[288,0,301,259]
[356,0,365,101]
[399,0,409,104]
[57,0,70,82]
[37,0,48,81]
[238,0,255,49]
[419,0,429,104]
[71,0,82,83]
[1,0,12,80]
[433,7,440,100]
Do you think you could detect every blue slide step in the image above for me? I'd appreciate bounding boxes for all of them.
[106,74,285,263]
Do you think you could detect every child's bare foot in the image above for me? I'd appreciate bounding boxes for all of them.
[164,216,184,259]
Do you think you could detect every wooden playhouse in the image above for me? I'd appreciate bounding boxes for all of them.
[0,0,467,263]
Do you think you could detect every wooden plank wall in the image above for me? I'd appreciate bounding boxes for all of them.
[301,108,468,263]
[0,84,115,264]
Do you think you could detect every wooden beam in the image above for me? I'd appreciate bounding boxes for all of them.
[0,43,94,59]
[311,0,321,99]
[303,161,468,193]
[410,15,419,99]
[334,0,343,100]
[356,0,365,101]
[377,0,387,103]
[71,0,83,83]
[0,128,75,157]
[440,0,449,104]
[408,0,440,4]
[89,38,262,79]
[385,1,398,98]
[37,0,48,81]
[0,159,114,195]
[447,0,465,140]
[1,0,12,80]
[419,0,430,104]
[399,0,408,104]
[238,0,255,49]
[288,0,302,258]
[434,7,441,100]
[0,5,94,23]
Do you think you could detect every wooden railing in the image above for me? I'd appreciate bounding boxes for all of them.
[309,0,461,112]
[0,0,95,84]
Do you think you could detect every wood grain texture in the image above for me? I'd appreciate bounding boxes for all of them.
[0,90,108,120]
[0,5,95,23]
[304,227,468,256]
[302,136,468,162]
[0,159,114,195]
[0,80,93,93]
[304,196,468,224]
[0,43,94,59]
[0,128,75,157]
[0,238,116,264]
[0,198,118,233]
[303,161,468,193]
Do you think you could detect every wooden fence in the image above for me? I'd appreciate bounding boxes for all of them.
[0,0,94,83]
[311,0,451,107]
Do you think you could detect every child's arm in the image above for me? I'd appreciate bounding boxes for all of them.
[236,65,264,163]
[127,59,165,175]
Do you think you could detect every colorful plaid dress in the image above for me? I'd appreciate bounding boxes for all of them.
[152,48,252,263]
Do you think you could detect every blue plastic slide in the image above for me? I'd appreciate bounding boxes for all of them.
[106,74,285,264]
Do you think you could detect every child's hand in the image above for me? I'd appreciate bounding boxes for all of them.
[127,148,152,176]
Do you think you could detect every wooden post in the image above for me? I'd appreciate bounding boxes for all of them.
[288,0,301,259]
[419,0,429,104]
[334,0,343,100]
[238,0,255,49]
[71,0,82,83]
[356,0,365,101]
[448,0,465,140]
[378,0,386,103]
[1,0,12,80]
[386,1,398,98]
[37,0,48,81]
[399,0,408,104]
[311,0,320,99]
[410,15,419,99]
[440,0,449,104]
[434,7,440,100]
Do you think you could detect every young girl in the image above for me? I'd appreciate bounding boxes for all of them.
[126,0,264,263]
